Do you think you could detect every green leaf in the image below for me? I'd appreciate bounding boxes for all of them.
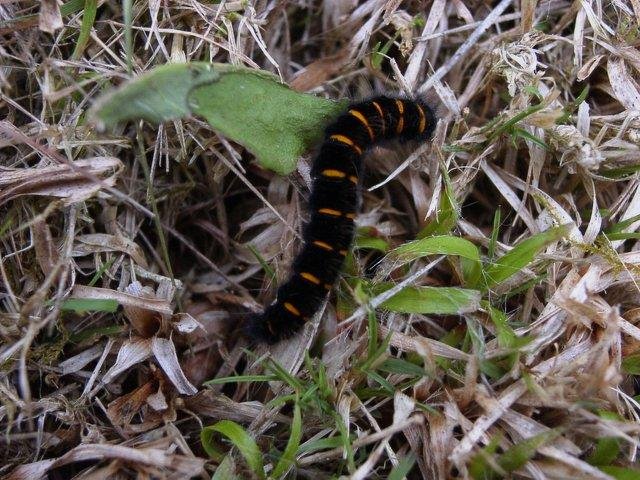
[211,456,240,480]
[557,85,590,124]
[87,259,115,287]
[587,437,620,466]
[622,353,640,375]
[484,225,568,289]
[480,359,506,379]
[266,358,305,392]
[247,244,276,284]
[60,298,118,313]
[355,232,390,252]
[68,325,124,344]
[188,70,344,174]
[367,310,381,362]
[370,282,481,315]
[470,431,560,479]
[90,62,346,175]
[365,370,395,394]
[390,235,482,287]
[488,208,501,261]
[600,165,640,179]
[378,357,427,377]
[201,420,265,480]
[605,213,640,235]
[297,436,345,454]
[488,102,546,141]
[371,36,396,70]
[483,301,530,349]
[418,173,459,237]
[511,127,548,149]
[599,466,640,480]
[89,62,220,128]
[272,402,303,478]
[498,430,560,473]
[469,436,502,480]
[388,454,416,480]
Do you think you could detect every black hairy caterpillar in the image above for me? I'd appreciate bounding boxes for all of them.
[246,96,436,343]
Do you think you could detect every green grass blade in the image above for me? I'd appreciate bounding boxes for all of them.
[483,301,530,349]
[377,357,426,377]
[298,436,344,454]
[71,0,97,60]
[604,232,640,241]
[211,456,240,480]
[484,225,568,289]
[370,282,481,315]
[498,430,560,473]
[60,298,118,313]
[123,0,133,74]
[355,228,390,252]
[418,173,459,237]
[488,102,546,141]
[201,420,265,480]
[272,402,302,478]
[247,243,276,283]
[388,454,416,480]
[389,235,482,287]
[204,374,279,386]
[599,466,640,480]
[488,208,501,261]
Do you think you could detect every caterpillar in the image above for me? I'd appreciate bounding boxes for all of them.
[246,96,436,344]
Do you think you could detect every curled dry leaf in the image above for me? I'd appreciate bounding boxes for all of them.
[38,0,63,33]
[0,157,123,207]
[172,313,202,334]
[8,444,206,479]
[123,281,163,337]
[106,373,174,434]
[107,381,157,427]
[102,339,154,385]
[32,217,60,277]
[608,57,640,111]
[151,337,198,395]
[72,233,148,268]
[549,124,604,170]
[147,385,169,411]
[290,52,350,92]
[491,32,544,97]
[392,391,415,424]
[103,337,197,396]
